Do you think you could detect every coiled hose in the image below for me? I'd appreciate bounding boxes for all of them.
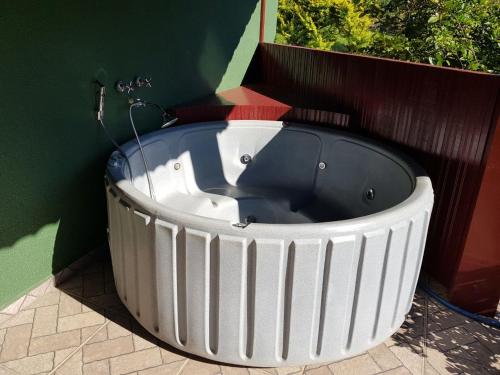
[418,283,500,329]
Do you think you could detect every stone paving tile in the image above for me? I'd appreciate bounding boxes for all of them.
[0,316,11,327]
[83,335,134,363]
[28,279,52,299]
[220,365,251,375]
[133,334,157,351]
[85,293,122,309]
[428,309,471,332]
[58,274,83,291]
[108,347,163,375]
[304,363,326,371]
[32,305,58,337]
[58,310,106,332]
[25,289,60,309]
[138,360,185,375]
[466,341,500,373]
[1,295,27,315]
[0,364,18,375]
[424,346,467,374]
[0,309,34,329]
[275,365,303,374]
[0,256,498,375]
[82,324,108,343]
[443,344,499,375]
[382,367,412,375]
[2,352,54,374]
[181,358,221,375]
[107,320,132,340]
[159,346,188,364]
[83,358,110,375]
[59,293,83,317]
[0,323,32,362]
[105,281,117,295]
[55,348,82,375]
[461,321,500,355]
[82,261,105,276]
[328,354,381,375]
[0,330,5,349]
[427,325,477,352]
[368,343,402,371]
[389,343,439,375]
[29,329,81,355]
[55,346,80,366]
[83,272,106,298]
[19,296,38,311]
[247,370,275,375]
[304,366,332,374]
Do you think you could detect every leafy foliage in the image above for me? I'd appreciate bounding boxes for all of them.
[276,0,500,73]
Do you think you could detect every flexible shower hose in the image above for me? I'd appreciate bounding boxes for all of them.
[97,118,133,181]
[128,102,156,201]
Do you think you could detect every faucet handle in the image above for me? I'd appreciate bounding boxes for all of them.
[134,76,146,88]
[125,81,135,94]
[135,76,152,88]
[115,80,135,94]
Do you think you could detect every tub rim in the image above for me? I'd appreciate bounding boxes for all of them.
[105,120,434,236]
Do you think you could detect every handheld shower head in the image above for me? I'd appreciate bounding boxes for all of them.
[161,115,178,128]
[129,99,178,128]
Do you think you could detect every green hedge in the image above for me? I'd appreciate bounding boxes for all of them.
[276,0,499,73]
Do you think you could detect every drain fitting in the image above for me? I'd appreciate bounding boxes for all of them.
[240,154,252,164]
[366,188,376,200]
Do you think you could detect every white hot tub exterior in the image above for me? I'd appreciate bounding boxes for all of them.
[105,120,434,367]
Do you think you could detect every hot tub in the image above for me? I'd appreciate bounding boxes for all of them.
[105,120,433,367]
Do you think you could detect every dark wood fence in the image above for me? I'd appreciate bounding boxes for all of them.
[244,43,500,308]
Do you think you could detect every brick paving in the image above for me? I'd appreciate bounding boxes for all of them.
[0,253,498,375]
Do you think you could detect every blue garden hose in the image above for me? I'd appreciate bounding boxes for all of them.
[418,283,500,329]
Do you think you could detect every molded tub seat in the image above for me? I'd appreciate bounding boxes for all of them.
[105,120,434,367]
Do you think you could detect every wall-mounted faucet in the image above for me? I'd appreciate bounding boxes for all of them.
[115,76,152,95]
[115,75,178,128]
[106,75,179,201]
[94,76,179,195]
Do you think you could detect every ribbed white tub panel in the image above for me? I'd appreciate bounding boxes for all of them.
[373,221,411,337]
[132,211,156,331]
[183,228,212,354]
[117,202,138,316]
[215,235,247,359]
[319,236,359,357]
[395,212,428,322]
[106,190,124,301]
[405,210,431,314]
[107,194,433,366]
[346,229,389,352]
[250,239,286,362]
[284,239,323,361]
[154,219,180,344]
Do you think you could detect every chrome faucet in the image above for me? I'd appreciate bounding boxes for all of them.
[117,76,178,201]
[94,76,178,196]
[115,76,178,128]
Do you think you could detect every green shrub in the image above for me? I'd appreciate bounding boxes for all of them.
[276,0,500,73]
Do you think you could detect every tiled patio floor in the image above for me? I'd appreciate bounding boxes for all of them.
[0,252,498,375]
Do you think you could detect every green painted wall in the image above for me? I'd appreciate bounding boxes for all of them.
[0,1,278,309]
